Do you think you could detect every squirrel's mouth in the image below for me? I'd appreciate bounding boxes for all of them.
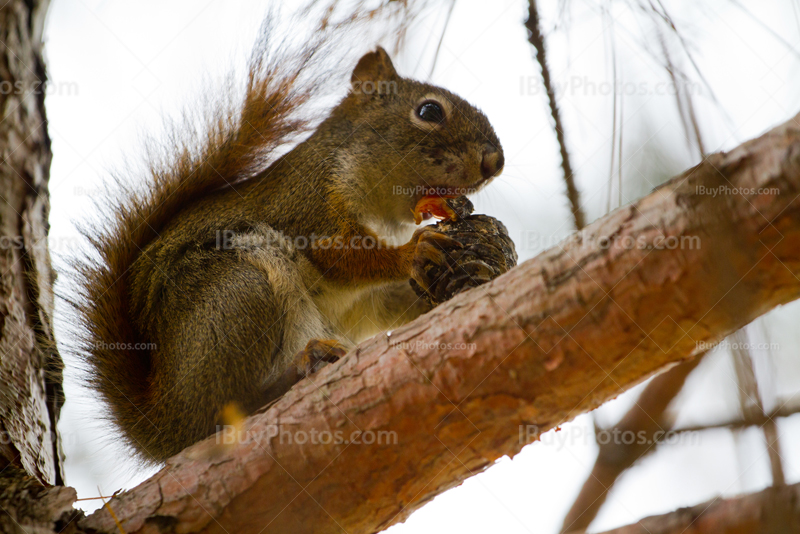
[414,177,490,221]
[415,187,459,221]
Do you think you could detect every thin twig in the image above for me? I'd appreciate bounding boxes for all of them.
[654,0,736,131]
[729,0,800,61]
[429,0,456,78]
[559,357,702,533]
[731,329,785,486]
[617,71,624,207]
[658,28,706,158]
[670,401,800,434]
[605,5,618,215]
[525,0,586,230]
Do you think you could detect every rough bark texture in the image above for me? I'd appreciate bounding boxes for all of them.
[0,0,62,486]
[77,112,800,534]
[0,466,81,534]
[585,482,800,534]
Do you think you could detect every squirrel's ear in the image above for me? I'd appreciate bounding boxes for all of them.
[351,47,398,85]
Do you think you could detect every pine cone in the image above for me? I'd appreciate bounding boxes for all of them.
[410,197,517,306]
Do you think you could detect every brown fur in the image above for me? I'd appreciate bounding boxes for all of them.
[75,39,503,462]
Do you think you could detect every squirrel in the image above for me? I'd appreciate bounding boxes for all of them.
[75,41,505,463]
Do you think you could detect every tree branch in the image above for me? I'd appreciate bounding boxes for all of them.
[79,112,800,534]
[730,328,786,486]
[560,356,702,532]
[0,0,62,486]
[670,398,800,434]
[583,482,800,534]
[525,0,586,229]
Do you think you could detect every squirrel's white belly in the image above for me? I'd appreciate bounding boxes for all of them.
[311,282,383,348]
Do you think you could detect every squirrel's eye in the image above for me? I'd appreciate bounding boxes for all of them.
[416,101,445,123]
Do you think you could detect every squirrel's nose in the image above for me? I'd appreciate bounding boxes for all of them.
[481,145,504,179]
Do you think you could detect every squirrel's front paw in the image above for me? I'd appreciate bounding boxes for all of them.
[293,339,346,376]
[409,226,463,297]
[260,339,346,406]
[410,215,517,306]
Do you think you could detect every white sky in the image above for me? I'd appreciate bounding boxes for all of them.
[43,0,800,532]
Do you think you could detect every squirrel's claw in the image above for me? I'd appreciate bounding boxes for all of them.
[410,214,517,306]
[293,338,346,376]
[259,339,346,408]
[409,227,462,296]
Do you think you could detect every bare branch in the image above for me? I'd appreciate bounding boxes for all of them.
[728,0,800,61]
[580,482,800,534]
[428,0,456,78]
[670,398,800,435]
[730,329,785,486]
[559,357,702,533]
[0,0,63,486]
[526,0,586,230]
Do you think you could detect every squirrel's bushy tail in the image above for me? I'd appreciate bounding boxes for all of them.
[73,16,338,458]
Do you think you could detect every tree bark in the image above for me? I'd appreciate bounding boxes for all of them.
[77,111,800,534]
[584,482,800,534]
[0,0,62,486]
[0,466,80,534]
